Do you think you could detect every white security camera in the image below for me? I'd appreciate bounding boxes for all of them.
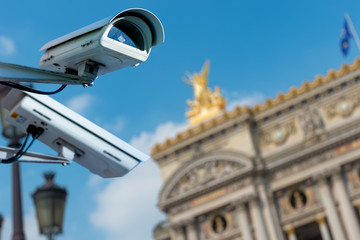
[39,8,164,79]
[2,89,149,178]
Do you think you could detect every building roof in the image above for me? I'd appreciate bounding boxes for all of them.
[151,58,360,155]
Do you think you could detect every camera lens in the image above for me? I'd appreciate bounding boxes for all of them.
[107,26,137,48]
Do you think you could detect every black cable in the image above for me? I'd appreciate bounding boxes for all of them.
[15,133,41,160]
[1,133,31,164]
[0,125,44,164]
[0,82,67,95]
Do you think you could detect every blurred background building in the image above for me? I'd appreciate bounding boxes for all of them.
[152,60,360,240]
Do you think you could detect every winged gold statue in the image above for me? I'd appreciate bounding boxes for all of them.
[183,60,226,125]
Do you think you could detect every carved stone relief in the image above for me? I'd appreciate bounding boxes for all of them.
[198,206,238,240]
[167,177,253,217]
[344,162,360,191]
[298,107,326,143]
[326,96,360,119]
[169,160,245,198]
[303,179,318,207]
[272,137,360,182]
[274,179,319,220]
[260,121,297,146]
[199,215,212,240]
[273,150,334,180]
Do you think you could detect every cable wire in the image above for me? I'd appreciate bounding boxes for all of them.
[0,82,67,95]
[0,125,44,164]
[1,133,31,164]
[14,132,41,161]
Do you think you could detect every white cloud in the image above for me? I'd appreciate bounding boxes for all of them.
[90,160,165,240]
[2,209,45,240]
[88,174,103,187]
[1,215,12,240]
[0,36,16,56]
[24,209,45,240]
[102,116,126,134]
[66,93,95,115]
[130,121,188,154]
[65,94,126,134]
[89,120,187,240]
[226,92,265,111]
[88,93,268,239]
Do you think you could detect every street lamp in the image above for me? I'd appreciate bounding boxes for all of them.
[0,85,27,240]
[32,173,67,240]
[0,214,3,240]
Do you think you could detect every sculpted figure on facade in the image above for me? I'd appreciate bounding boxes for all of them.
[304,179,318,206]
[275,190,292,217]
[275,180,319,220]
[183,60,226,124]
[199,216,211,239]
[197,207,236,240]
[291,190,306,210]
[169,159,244,198]
[207,161,218,180]
[153,60,360,240]
[213,215,226,233]
[224,205,237,231]
[298,107,325,142]
[218,161,234,177]
[345,163,360,190]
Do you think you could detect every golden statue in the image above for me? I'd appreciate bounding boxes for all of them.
[292,191,305,209]
[213,215,226,233]
[183,60,226,125]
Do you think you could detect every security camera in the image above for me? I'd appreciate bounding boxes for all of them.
[39,8,164,79]
[2,89,149,178]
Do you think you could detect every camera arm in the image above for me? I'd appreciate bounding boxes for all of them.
[0,146,71,164]
[0,62,94,86]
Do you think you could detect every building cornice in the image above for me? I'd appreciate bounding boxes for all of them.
[152,110,252,159]
[152,59,360,156]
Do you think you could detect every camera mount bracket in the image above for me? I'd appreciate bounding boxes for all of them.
[0,146,71,164]
[0,62,95,85]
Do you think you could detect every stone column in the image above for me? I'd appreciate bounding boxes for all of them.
[257,183,285,240]
[332,170,360,240]
[185,219,198,240]
[236,203,254,240]
[284,227,297,240]
[169,227,177,240]
[249,199,269,240]
[170,225,185,240]
[316,217,331,240]
[317,177,346,240]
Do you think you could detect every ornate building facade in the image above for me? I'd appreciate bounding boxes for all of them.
[152,60,360,240]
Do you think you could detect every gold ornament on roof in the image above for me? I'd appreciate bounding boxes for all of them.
[183,60,226,125]
[151,58,360,155]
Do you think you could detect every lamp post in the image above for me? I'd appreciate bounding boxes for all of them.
[0,86,27,240]
[32,173,67,240]
[0,214,3,240]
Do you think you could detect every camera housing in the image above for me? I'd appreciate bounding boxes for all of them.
[2,89,149,178]
[39,8,164,79]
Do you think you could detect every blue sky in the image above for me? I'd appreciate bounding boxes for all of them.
[1,1,360,239]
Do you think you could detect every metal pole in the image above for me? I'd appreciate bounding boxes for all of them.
[0,62,93,85]
[10,141,25,240]
[48,233,54,240]
[345,12,360,52]
[0,214,3,240]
